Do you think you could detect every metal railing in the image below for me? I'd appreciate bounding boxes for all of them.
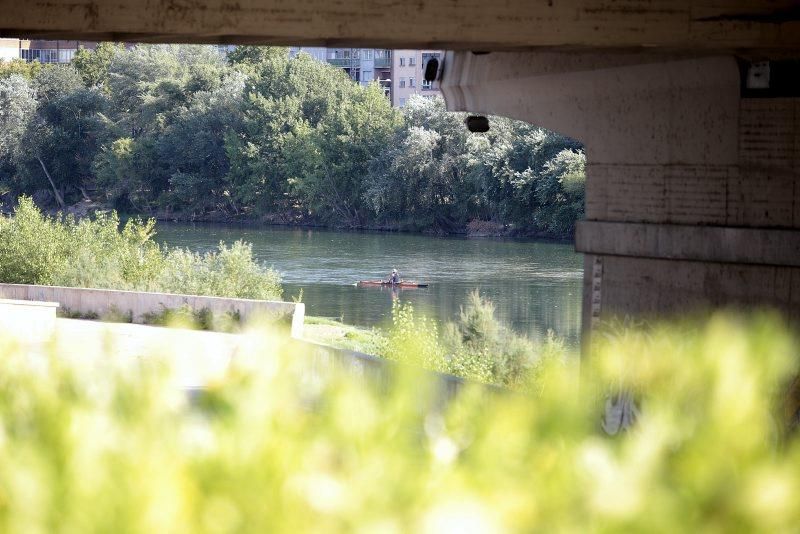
[20,48,76,64]
[327,57,357,68]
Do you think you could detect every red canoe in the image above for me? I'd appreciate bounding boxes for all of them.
[356,280,429,289]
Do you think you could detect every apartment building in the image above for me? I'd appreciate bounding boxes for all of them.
[0,39,21,61]
[5,40,223,65]
[289,47,441,107]
[391,49,442,107]
[18,40,101,63]
[289,47,392,93]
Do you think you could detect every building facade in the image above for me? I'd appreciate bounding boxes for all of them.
[289,47,391,90]
[4,39,220,65]
[0,38,21,61]
[290,47,440,106]
[391,49,442,107]
[18,40,100,63]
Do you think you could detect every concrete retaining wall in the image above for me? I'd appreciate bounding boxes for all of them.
[0,284,304,338]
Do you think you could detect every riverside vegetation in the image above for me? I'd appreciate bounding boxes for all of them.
[306,292,569,390]
[0,198,565,388]
[0,313,798,531]
[0,44,585,238]
[0,43,584,384]
[0,197,282,300]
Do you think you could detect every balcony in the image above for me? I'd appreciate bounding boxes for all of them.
[327,57,356,68]
[20,48,76,63]
[374,57,391,68]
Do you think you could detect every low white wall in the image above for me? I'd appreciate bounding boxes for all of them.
[0,284,304,338]
[0,298,59,343]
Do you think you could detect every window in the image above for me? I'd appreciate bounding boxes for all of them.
[422,80,433,90]
[399,57,405,66]
[362,49,374,60]
[422,52,442,63]
[409,77,415,88]
[409,56,416,66]
[399,98,406,106]
[399,77,406,88]
[21,48,76,64]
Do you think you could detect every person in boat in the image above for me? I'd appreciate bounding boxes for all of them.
[389,269,401,285]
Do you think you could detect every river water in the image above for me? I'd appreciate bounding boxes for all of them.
[154,223,584,347]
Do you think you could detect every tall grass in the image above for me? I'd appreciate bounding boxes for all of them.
[0,197,282,300]
[0,313,797,531]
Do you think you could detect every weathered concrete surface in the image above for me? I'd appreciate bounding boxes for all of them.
[442,50,800,332]
[53,318,238,389]
[442,52,741,165]
[575,222,800,267]
[587,254,800,324]
[1,0,799,51]
[0,284,304,338]
[3,317,465,396]
[0,298,58,343]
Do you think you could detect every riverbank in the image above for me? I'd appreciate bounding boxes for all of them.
[2,198,585,345]
[2,195,574,242]
[303,316,383,354]
[148,211,573,241]
[154,219,585,345]
[15,197,572,242]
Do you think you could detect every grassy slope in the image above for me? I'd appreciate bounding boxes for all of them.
[303,316,383,354]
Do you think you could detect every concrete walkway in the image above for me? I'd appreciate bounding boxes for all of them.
[49,318,243,389]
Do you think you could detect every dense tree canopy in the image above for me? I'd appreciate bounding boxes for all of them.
[0,45,585,239]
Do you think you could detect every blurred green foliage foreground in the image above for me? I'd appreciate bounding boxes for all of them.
[0,313,799,532]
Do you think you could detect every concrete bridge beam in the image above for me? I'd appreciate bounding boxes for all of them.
[441,51,800,331]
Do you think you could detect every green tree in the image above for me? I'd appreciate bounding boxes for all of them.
[533,148,586,236]
[368,95,584,238]
[1,44,585,238]
[158,73,246,215]
[8,66,107,207]
[367,96,478,231]
[226,52,367,217]
[71,42,125,89]
[0,58,43,80]
[285,82,399,226]
[0,75,37,194]
[227,45,288,67]
[94,45,232,210]
[93,137,150,211]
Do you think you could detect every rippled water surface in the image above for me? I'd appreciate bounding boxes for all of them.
[155,223,584,346]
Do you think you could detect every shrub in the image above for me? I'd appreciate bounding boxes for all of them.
[157,241,282,300]
[378,300,452,372]
[0,196,71,285]
[0,196,282,300]
[378,293,562,388]
[380,292,566,388]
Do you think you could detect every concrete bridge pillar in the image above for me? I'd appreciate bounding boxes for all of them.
[441,52,800,333]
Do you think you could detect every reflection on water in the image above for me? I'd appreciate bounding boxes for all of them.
[154,223,584,347]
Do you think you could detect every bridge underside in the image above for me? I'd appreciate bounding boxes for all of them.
[3,0,800,336]
[440,51,800,335]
